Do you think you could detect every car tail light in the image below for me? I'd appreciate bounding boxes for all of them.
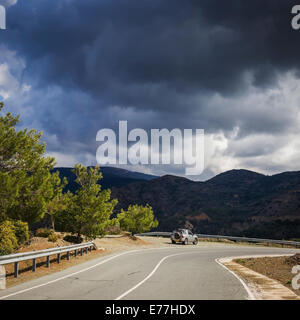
[181,235,184,238]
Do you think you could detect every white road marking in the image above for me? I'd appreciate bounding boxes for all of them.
[115,251,198,300]
[215,258,255,300]
[0,247,197,300]
[1,245,286,300]
[215,253,296,301]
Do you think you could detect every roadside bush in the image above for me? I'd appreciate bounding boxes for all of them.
[0,220,19,255]
[36,228,53,238]
[12,220,30,245]
[117,204,158,236]
[48,233,58,243]
[63,234,83,244]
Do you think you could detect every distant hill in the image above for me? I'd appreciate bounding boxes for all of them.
[110,169,300,240]
[54,167,300,239]
[53,166,157,193]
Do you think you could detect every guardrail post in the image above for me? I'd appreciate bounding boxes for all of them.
[67,251,70,260]
[80,248,83,256]
[14,262,19,278]
[74,249,77,257]
[46,256,50,268]
[32,258,36,272]
[57,253,61,264]
[85,247,88,254]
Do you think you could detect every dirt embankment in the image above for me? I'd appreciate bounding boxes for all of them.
[233,254,300,298]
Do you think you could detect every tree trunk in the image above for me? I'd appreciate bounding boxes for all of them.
[51,216,55,231]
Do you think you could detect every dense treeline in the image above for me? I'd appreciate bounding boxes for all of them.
[0,102,158,254]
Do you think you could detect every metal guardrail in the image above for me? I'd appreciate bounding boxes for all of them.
[137,232,172,237]
[137,232,300,248]
[197,234,300,247]
[0,242,97,278]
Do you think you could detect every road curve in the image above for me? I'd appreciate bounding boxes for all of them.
[0,243,299,300]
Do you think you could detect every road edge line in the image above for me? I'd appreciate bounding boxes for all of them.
[215,258,256,300]
[0,247,194,300]
[215,254,298,301]
[115,251,197,300]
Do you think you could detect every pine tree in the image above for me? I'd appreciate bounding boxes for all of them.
[117,204,158,236]
[64,164,118,241]
[0,102,56,223]
[46,171,68,231]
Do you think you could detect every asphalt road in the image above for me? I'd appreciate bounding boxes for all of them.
[0,243,299,300]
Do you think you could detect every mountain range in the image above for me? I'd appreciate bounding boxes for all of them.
[52,167,157,192]
[56,167,300,240]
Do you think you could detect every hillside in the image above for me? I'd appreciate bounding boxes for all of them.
[110,169,300,239]
[53,167,157,192]
[56,167,300,239]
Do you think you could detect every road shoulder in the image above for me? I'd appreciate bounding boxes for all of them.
[218,255,300,300]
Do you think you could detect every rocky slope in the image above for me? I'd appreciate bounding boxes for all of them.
[110,169,300,239]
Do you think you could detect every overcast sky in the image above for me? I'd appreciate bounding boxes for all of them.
[1,0,300,180]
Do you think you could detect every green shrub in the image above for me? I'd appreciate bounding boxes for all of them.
[48,233,58,242]
[12,220,29,245]
[63,235,82,243]
[36,228,53,238]
[0,220,19,255]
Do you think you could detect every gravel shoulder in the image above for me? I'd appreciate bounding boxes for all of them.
[219,254,300,300]
[234,254,300,296]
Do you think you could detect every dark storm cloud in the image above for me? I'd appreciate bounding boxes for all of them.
[1,0,300,176]
[4,1,299,98]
